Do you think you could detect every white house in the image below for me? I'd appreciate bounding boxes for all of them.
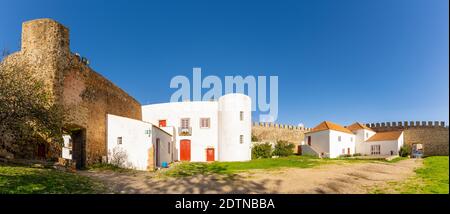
[142,93,252,162]
[304,121,356,158]
[106,114,173,170]
[71,93,253,171]
[303,121,404,158]
[347,122,376,154]
[358,131,404,156]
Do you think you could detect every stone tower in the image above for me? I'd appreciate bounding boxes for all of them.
[1,18,142,168]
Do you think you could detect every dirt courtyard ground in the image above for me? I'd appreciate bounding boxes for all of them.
[79,159,422,194]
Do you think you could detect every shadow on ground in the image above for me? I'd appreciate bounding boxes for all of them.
[81,170,281,194]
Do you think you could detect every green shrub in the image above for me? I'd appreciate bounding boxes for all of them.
[272,140,295,157]
[352,153,362,157]
[251,135,260,142]
[252,143,272,159]
[399,145,411,157]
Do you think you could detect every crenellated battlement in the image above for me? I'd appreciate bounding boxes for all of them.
[252,122,312,131]
[365,121,448,130]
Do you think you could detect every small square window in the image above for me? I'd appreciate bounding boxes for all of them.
[200,118,210,128]
[181,118,190,129]
[240,111,244,121]
[117,137,122,145]
[240,135,244,144]
[338,136,341,142]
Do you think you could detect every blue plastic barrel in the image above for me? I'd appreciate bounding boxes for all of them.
[162,162,168,168]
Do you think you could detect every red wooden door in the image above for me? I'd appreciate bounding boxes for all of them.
[347,148,350,155]
[180,140,191,161]
[206,148,215,161]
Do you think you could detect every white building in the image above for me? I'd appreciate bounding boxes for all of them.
[64,93,253,171]
[106,114,173,170]
[347,122,376,154]
[304,121,356,158]
[142,93,252,162]
[303,121,404,158]
[358,131,404,156]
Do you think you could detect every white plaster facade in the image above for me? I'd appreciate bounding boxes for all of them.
[62,135,72,160]
[304,121,404,158]
[354,129,376,154]
[106,114,173,170]
[142,93,252,162]
[358,132,404,156]
[305,129,355,158]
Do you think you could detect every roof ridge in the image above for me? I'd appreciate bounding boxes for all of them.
[324,121,331,129]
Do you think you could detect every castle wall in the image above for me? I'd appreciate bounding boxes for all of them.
[252,122,310,153]
[0,19,142,165]
[366,121,448,156]
[252,121,449,156]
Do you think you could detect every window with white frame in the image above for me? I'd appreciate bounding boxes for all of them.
[240,111,244,121]
[200,118,210,128]
[181,118,190,129]
[240,135,244,144]
[338,136,341,142]
[371,145,381,155]
[350,137,353,142]
[117,137,122,145]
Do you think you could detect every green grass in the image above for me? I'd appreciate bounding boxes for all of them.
[387,156,409,163]
[372,156,449,194]
[163,155,375,178]
[88,163,134,173]
[0,164,108,194]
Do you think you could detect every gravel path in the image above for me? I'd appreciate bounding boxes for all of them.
[79,159,422,194]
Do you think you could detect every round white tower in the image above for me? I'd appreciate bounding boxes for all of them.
[218,93,252,161]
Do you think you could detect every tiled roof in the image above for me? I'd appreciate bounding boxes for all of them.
[347,122,374,132]
[366,131,403,142]
[310,121,354,134]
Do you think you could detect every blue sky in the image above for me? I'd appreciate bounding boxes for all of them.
[0,0,448,127]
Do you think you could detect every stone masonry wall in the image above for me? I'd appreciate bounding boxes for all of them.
[252,121,449,156]
[0,19,142,166]
[366,121,449,156]
[252,122,310,153]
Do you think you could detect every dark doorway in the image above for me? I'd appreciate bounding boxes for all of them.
[37,144,46,159]
[155,138,160,167]
[71,129,86,169]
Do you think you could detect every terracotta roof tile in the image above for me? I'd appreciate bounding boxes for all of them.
[366,131,402,142]
[347,122,374,132]
[310,121,354,134]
